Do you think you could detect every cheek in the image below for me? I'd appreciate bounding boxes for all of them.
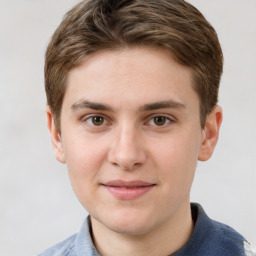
[63,138,105,210]
[63,133,105,170]
[151,131,200,184]
[61,135,107,196]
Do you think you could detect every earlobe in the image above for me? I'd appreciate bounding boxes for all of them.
[198,105,223,161]
[46,107,66,163]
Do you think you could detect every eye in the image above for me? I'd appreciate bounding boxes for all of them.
[148,115,172,127]
[153,116,167,126]
[87,116,106,126]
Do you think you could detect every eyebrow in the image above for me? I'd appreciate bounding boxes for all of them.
[71,99,114,112]
[71,99,185,112]
[141,100,186,111]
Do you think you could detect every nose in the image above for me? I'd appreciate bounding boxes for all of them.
[108,125,147,171]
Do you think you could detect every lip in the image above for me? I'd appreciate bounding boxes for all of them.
[102,180,155,200]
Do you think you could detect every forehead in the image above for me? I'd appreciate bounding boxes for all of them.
[64,47,198,112]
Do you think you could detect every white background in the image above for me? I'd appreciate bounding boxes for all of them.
[0,0,255,255]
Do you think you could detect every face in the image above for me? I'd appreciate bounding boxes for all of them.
[48,47,222,236]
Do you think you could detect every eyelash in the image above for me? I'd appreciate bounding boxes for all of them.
[83,115,109,127]
[82,114,174,128]
[146,115,174,127]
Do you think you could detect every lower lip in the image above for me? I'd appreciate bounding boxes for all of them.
[104,185,154,200]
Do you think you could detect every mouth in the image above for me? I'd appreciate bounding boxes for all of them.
[101,180,156,200]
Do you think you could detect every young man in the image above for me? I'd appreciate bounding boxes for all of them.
[39,0,255,255]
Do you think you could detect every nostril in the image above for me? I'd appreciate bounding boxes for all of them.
[107,131,147,170]
[109,153,146,171]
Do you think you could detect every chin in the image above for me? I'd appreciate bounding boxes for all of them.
[97,208,156,236]
[108,221,151,236]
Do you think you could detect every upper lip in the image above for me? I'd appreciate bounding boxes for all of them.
[103,180,155,188]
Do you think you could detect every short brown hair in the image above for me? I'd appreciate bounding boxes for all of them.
[45,0,223,132]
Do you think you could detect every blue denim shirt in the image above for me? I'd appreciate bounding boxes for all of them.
[38,203,255,256]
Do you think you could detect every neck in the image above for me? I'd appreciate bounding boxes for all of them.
[91,201,194,256]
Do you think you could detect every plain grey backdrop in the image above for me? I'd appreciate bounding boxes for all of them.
[0,0,255,255]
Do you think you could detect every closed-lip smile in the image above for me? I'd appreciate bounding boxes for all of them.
[101,180,156,200]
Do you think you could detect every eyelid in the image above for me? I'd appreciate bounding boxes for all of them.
[82,114,111,127]
[80,113,175,129]
[145,114,175,126]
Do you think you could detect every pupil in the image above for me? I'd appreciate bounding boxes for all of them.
[154,116,166,126]
[93,116,103,126]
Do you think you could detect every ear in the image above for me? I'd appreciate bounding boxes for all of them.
[46,107,66,163]
[198,105,223,161]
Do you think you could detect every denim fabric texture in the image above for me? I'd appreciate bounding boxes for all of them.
[38,203,253,256]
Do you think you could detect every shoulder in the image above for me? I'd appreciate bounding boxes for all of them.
[208,218,246,254]
[189,203,250,256]
[37,216,99,256]
[244,241,256,256]
[37,234,77,256]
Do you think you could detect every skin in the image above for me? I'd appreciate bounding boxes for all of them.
[47,47,222,256]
